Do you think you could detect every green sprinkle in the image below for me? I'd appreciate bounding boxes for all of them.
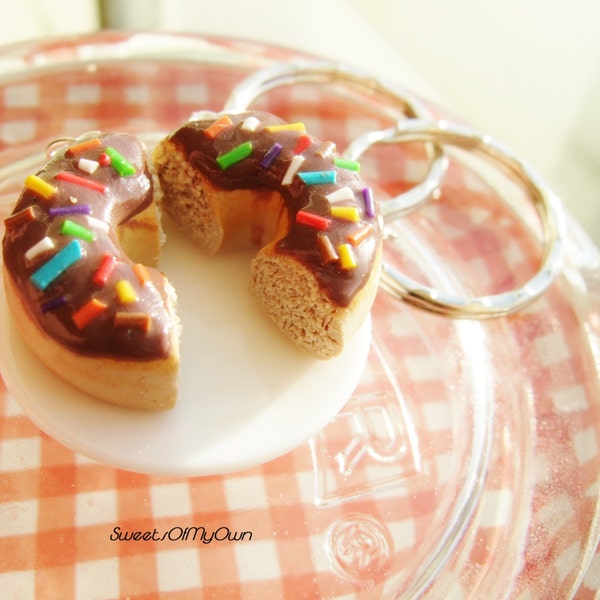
[105,146,136,177]
[59,219,95,242]
[216,141,253,170]
[334,157,361,172]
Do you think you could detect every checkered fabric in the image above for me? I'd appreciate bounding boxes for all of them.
[0,33,598,599]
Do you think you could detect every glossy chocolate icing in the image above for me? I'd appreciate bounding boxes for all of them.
[168,112,382,306]
[2,133,174,359]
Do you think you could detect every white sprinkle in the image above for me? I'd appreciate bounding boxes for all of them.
[282,155,305,186]
[69,196,78,204]
[25,236,55,263]
[326,186,355,203]
[77,158,99,174]
[241,116,260,132]
[86,215,109,233]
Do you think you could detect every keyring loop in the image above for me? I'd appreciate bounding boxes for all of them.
[222,60,447,221]
[375,119,565,318]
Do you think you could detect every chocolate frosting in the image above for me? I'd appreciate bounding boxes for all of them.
[168,112,382,306]
[2,133,174,360]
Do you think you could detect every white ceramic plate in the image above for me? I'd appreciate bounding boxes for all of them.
[0,215,371,475]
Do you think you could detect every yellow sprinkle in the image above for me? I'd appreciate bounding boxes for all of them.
[337,243,357,270]
[24,175,56,202]
[264,122,306,133]
[115,279,138,304]
[330,206,360,222]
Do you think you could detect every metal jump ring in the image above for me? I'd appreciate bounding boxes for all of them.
[222,60,447,221]
[376,119,565,318]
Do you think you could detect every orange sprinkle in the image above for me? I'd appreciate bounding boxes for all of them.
[66,137,102,157]
[347,223,374,246]
[133,263,150,286]
[205,115,233,139]
[72,298,107,330]
[4,206,36,230]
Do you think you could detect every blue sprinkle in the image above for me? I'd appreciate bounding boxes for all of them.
[298,171,337,185]
[30,240,83,291]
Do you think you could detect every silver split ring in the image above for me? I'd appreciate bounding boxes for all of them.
[376,119,565,318]
[223,61,447,222]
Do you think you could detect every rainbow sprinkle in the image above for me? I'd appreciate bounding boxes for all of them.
[77,158,100,174]
[241,116,260,132]
[205,115,233,139]
[24,236,55,263]
[264,122,306,133]
[93,252,117,286]
[104,147,136,177]
[4,206,36,230]
[337,243,357,270]
[348,223,374,246]
[66,137,101,157]
[326,186,355,203]
[114,312,152,332]
[115,279,138,304]
[317,234,339,263]
[30,239,83,291]
[59,219,95,242]
[48,204,91,218]
[133,263,150,286]
[296,210,331,231]
[54,171,106,194]
[216,141,253,170]
[334,157,361,172]
[72,298,107,330]
[361,187,375,219]
[315,141,336,158]
[330,206,360,222]
[261,143,283,169]
[41,295,67,313]
[298,170,336,186]
[25,175,56,202]
[282,155,305,185]
[293,135,312,154]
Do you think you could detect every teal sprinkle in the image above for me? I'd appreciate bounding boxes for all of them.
[297,171,337,185]
[216,141,253,170]
[334,157,361,172]
[30,240,83,291]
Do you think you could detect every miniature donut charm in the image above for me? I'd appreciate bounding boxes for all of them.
[2,132,180,410]
[152,111,383,359]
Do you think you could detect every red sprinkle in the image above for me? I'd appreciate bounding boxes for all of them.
[93,252,117,286]
[98,152,111,167]
[54,171,106,193]
[296,210,331,231]
[293,135,312,155]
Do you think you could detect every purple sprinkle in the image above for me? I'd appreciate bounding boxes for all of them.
[362,187,375,219]
[261,143,283,169]
[48,204,91,218]
[41,295,67,313]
